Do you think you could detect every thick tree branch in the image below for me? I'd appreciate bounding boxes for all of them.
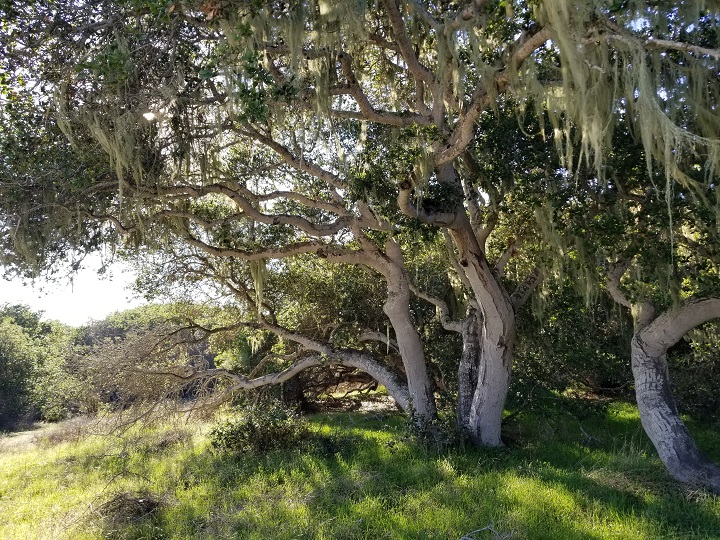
[494,241,517,278]
[183,233,326,261]
[638,298,720,357]
[409,283,463,333]
[257,321,410,409]
[510,266,542,310]
[380,0,436,87]
[606,258,632,308]
[437,26,551,165]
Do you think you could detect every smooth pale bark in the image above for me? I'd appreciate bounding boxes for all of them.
[340,350,412,412]
[180,351,412,412]
[632,298,720,492]
[466,328,515,446]
[383,239,438,422]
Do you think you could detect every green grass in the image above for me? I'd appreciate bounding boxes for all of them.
[1,402,719,539]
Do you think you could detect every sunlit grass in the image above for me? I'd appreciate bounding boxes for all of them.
[1,402,719,539]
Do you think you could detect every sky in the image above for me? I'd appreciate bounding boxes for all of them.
[0,255,145,327]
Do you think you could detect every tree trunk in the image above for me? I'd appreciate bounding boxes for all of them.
[383,239,438,423]
[449,220,516,447]
[632,335,720,492]
[629,298,720,493]
[457,307,480,431]
[465,319,515,447]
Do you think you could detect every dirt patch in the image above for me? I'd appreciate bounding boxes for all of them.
[0,424,52,452]
[0,416,97,452]
[358,395,399,412]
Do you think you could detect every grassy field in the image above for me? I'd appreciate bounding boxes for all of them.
[1,401,719,540]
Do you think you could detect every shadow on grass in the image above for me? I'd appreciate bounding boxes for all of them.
[95,408,720,540]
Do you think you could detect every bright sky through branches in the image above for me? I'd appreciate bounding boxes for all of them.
[0,255,144,326]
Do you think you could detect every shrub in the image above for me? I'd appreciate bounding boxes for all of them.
[0,318,35,428]
[209,402,307,454]
[669,324,720,419]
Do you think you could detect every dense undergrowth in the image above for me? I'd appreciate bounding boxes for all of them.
[1,400,719,540]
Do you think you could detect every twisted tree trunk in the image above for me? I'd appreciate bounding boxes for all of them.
[450,220,517,447]
[630,298,720,492]
[466,325,515,446]
[632,337,720,491]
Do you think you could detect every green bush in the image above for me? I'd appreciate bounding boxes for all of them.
[0,318,35,428]
[669,323,720,419]
[209,402,307,454]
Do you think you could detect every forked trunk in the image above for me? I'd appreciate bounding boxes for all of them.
[632,336,720,492]
[449,220,516,447]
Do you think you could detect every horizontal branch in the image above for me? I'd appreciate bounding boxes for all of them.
[639,297,720,357]
[183,233,327,261]
[594,33,720,60]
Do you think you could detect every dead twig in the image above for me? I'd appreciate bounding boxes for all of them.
[461,524,515,539]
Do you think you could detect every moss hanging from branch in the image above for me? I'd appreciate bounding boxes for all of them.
[249,258,267,315]
[534,0,720,196]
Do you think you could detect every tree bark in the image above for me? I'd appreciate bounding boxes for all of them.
[632,336,720,492]
[631,298,720,493]
[382,239,438,423]
[341,350,412,412]
[466,328,514,447]
[457,307,480,431]
[449,218,516,447]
